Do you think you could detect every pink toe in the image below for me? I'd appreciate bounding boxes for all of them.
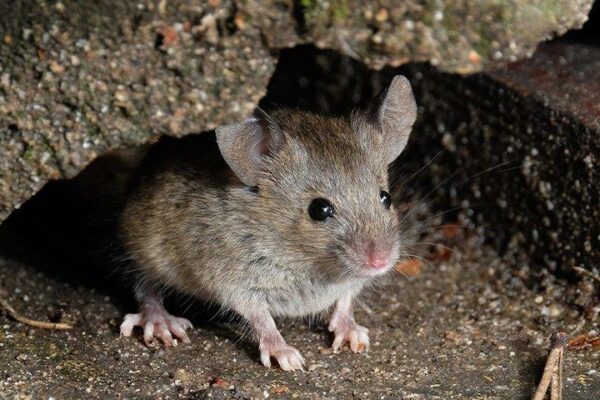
[157,323,173,346]
[120,314,141,337]
[143,321,156,346]
[167,319,191,343]
[277,355,291,371]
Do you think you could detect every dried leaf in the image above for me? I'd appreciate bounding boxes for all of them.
[567,335,600,351]
[429,247,452,262]
[441,224,462,238]
[212,377,230,388]
[158,24,178,47]
[395,258,422,277]
[270,385,289,395]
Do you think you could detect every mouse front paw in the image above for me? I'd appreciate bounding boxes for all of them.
[120,309,193,347]
[259,340,305,371]
[329,318,369,353]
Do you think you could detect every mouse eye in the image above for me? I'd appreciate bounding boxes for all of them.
[380,190,391,210]
[308,198,335,221]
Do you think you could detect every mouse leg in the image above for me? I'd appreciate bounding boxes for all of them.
[328,294,369,353]
[120,284,193,347]
[240,307,305,371]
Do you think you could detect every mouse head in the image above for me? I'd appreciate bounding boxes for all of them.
[216,76,417,280]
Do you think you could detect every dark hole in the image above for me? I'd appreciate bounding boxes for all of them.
[154,32,165,50]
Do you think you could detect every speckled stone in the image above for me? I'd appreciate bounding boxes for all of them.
[0,0,594,224]
[0,0,275,221]
[404,42,599,275]
[251,0,592,72]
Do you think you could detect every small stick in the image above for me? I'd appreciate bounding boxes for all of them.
[572,266,600,283]
[0,298,73,330]
[550,343,564,400]
[532,332,568,400]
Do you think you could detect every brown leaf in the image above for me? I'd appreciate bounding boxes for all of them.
[234,13,246,30]
[212,377,230,388]
[429,246,452,262]
[158,24,178,47]
[441,224,462,238]
[395,258,422,277]
[270,385,289,395]
[567,335,600,351]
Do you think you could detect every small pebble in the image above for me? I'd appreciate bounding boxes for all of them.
[534,295,543,304]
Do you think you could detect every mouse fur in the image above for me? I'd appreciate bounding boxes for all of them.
[118,75,417,370]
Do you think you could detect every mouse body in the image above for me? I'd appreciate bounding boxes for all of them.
[118,76,417,370]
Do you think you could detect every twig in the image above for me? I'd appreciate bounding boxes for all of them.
[550,341,564,400]
[572,266,600,283]
[0,298,73,330]
[532,332,568,400]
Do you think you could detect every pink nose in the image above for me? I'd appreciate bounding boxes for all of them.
[365,245,391,269]
[367,256,390,269]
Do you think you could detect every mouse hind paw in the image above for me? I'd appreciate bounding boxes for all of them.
[120,309,193,347]
[259,341,305,371]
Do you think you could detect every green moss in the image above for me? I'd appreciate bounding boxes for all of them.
[23,146,36,161]
[302,0,349,27]
[331,0,349,21]
[300,0,314,9]
[441,11,461,42]
[472,36,492,58]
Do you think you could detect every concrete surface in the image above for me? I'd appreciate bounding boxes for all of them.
[0,226,598,399]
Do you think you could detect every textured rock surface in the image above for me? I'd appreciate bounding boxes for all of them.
[253,0,592,71]
[408,42,599,275]
[0,0,275,220]
[486,42,599,273]
[1,218,598,398]
[0,0,594,223]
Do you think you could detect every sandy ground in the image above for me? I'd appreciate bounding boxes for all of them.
[0,227,598,399]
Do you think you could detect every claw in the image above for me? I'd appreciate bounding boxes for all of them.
[120,310,193,347]
[259,342,305,371]
[329,319,369,353]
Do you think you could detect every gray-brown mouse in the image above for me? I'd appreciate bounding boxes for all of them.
[118,75,417,371]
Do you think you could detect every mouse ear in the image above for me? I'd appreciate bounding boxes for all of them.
[215,108,284,186]
[353,75,417,164]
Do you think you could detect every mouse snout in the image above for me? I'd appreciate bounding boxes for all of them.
[364,241,391,270]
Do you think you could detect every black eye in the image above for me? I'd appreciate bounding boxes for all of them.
[380,190,391,209]
[308,198,335,221]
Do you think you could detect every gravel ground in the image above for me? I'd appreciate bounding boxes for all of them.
[1,226,598,399]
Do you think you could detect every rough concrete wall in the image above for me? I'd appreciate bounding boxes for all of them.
[407,42,599,275]
[0,0,275,219]
[0,0,593,223]
[255,0,592,71]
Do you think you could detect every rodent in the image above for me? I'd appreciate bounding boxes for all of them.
[118,75,417,371]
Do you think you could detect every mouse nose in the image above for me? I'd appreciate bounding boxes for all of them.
[367,256,390,269]
[365,242,391,270]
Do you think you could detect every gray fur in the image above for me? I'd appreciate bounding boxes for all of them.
[119,75,415,336]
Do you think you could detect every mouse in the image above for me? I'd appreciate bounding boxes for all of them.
[117,75,417,371]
